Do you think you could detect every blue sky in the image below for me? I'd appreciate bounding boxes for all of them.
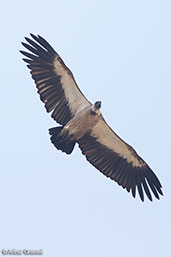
[0,0,171,256]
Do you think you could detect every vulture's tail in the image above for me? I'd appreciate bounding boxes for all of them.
[49,126,76,154]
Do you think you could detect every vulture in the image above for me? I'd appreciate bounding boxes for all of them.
[20,34,163,202]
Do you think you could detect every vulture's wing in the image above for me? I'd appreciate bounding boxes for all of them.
[78,119,163,201]
[20,34,91,125]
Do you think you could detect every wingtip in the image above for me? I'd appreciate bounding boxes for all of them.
[24,36,31,43]
[19,50,25,55]
[147,194,153,202]
[37,34,42,38]
[21,42,28,48]
[30,33,38,41]
[158,186,163,196]
[30,33,35,37]
[131,186,136,198]
[19,50,24,56]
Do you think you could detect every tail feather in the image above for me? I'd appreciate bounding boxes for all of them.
[49,126,75,154]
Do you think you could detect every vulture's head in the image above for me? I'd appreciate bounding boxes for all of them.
[94,101,101,110]
[91,101,102,115]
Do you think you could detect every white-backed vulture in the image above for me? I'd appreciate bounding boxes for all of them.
[20,34,163,201]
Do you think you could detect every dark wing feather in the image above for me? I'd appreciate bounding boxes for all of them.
[20,34,91,125]
[78,119,163,201]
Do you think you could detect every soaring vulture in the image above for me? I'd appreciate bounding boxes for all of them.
[20,34,163,201]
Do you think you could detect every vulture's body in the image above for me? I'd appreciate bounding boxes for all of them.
[20,34,163,201]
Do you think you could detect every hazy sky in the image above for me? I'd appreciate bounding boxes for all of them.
[1,1,171,256]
